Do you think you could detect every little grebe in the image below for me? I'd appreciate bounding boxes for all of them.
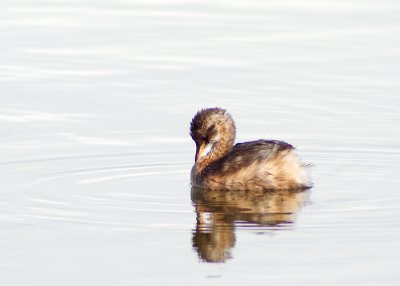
[190,108,311,191]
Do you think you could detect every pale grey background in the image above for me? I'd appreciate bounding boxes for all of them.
[1,0,399,285]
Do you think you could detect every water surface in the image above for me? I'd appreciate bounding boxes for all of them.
[1,0,400,285]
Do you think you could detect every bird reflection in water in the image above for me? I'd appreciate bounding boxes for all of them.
[191,187,310,263]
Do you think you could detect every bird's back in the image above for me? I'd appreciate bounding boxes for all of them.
[199,140,310,191]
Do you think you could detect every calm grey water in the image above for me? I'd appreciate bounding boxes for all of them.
[1,0,400,285]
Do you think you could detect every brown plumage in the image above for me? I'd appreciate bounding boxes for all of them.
[190,107,311,191]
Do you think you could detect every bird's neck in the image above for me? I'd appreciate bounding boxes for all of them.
[195,140,233,173]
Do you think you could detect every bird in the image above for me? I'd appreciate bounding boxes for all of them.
[190,107,311,191]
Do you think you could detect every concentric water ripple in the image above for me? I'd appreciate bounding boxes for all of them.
[0,151,194,230]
